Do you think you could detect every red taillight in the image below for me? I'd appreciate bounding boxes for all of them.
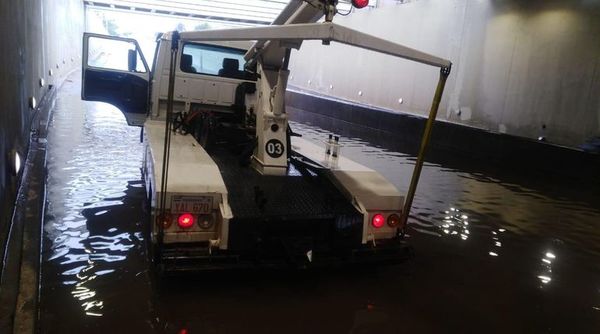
[156,213,172,229]
[371,213,385,228]
[177,213,195,228]
[352,0,369,9]
[388,214,401,227]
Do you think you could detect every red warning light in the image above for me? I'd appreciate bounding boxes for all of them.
[371,213,385,228]
[177,213,194,228]
[352,0,369,9]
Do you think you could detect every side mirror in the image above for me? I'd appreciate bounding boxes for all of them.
[128,49,137,72]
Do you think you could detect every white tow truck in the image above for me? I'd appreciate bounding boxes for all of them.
[81,0,451,271]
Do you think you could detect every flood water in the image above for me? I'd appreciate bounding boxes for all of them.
[39,74,600,333]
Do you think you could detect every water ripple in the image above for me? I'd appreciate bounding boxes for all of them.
[44,89,143,318]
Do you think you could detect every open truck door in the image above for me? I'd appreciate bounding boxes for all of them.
[82,33,150,126]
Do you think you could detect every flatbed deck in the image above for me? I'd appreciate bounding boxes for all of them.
[208,146,364,254]
[211,147,359,220]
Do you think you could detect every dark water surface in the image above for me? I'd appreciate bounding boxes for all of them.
[39,75,600,333]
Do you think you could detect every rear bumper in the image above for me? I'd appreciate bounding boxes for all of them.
[154,238,414,272]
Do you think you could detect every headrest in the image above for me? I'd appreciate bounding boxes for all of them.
[181,54,193,68]
[222,58,239,71]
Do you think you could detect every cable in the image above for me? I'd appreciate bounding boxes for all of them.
[336,7,353,16]
[336,1,353,16]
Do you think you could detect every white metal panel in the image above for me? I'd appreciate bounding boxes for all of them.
[204,81,219,103]
[160,73,240,106]
[145,120,232,247]
[290,136,404,210]
[158,73,169,98]
[144,119,228,195]
[180,22,452,68]
[218,84,235,104]
[291,136,404,243]
[174,77,189,99]
[188,78,206,102]
[184,77,236,105]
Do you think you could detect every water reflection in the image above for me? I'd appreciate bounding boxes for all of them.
[441,207,470,241]
[291,120,600,319]
[43,87,144,318]
[489,228,504,257]
[291,121,600,253]
[538,251,556,285]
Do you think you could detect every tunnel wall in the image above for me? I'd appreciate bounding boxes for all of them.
[0,0,84,251]
[288,0,600,148]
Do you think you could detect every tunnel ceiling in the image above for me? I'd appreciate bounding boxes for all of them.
[83,0,291,25]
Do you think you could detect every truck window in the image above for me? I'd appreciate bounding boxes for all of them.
[87,36,146,73]
[181,43,246,79]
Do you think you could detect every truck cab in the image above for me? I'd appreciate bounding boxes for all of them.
[82,32,257,126]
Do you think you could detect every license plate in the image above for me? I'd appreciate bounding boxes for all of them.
[171,196,213,214]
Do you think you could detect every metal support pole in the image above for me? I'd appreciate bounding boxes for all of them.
[158,31,180,250]
[400,66,451,231]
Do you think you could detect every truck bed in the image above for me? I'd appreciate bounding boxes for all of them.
[211,148,358,219]
[209,147,364,253]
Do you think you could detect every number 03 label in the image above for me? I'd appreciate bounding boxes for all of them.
[265,139,284,158]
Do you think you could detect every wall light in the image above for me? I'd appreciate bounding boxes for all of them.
[29,96,37,109]
[11,150,22,175]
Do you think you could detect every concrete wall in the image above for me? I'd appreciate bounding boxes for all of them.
[288,0,600,147]
[0,0,84,247]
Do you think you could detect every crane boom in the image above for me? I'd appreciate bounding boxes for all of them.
[179,0,451,175]
[179,22,451,68]
[180,0,329,175]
